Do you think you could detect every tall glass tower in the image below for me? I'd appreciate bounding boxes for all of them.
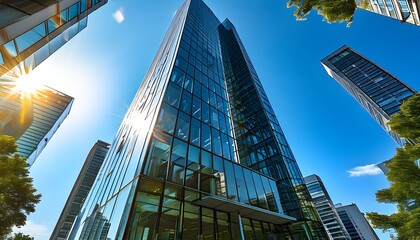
[304,175,350,240]
[335,203,380,240]
[51,140,110,240]
[69,0,327,239]
[321,46,416,147]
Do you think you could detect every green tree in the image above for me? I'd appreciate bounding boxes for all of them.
[366,93,420,240]
[388,94,420,143]
[0,135,41,238]
[287,0,357,26]
[6,233,33,240]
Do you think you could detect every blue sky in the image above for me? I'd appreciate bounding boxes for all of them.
[17,0,420,239]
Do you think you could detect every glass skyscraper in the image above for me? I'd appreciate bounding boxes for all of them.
[335,204,380,240]
[69,0,327,239]
[51,140,110,240]
[321,45,416,147]
[304,175,350,240]
[355,0,420,26]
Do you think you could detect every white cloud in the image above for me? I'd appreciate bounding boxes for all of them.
[113,7,125,24]
[12,221,49,239]
[347,164,382,177]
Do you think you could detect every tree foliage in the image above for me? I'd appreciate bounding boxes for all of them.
[6,233,33,240]
[287,0,357,26]
[0,135,41,238]
[366,93,420,239]
[388,93,420,143]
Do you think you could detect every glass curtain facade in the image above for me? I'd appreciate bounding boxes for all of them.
[0,77,74,166]
[51,140,110,240]
[335,204,380,240]
[321,46,416,147]
[70,0,326,239]
[304,175,350,240]
[0,0,107,77]
[355,0,420,25]
[218,20,326,239]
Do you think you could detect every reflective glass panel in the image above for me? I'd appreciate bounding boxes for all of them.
[189,118,201,147]
[156,103,177,135]
[143,132,171,180]
[175,112,190,141]
[3,40,16,57]
[15,22,46,53]
[164,82,182,108]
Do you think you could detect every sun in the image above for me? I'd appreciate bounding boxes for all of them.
[13,73,42,95]
[1,63,44,96]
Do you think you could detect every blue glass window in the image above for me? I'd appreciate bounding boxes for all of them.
[175,57,187,72]
[243,169,257,206]
[79,17,88,30]
[68,3,80,20]
[156,103,177,135]
[164,83,182,108]
[180,91,192,114]
[190,118,201,147]
[4,41,17,57]
[186,146,200,189]
[171,139,187,167]
[202,86,209,103]
[224,161,238,201]
[252,172,268,209]
[169,139,187,185]
[219,113,227,133]
[234,165,248,204]
[170,67,185,87]
[201,123,211,151]
[193,80,201,98]
[143,132,171,180]
[192,96,201,120]
[81,0,87,12]
[210,107,219,129]
[47,19,60,34]
[211,128,222,156]
[221,133,230,160]
[175,112,190,141]
[201,102,210,124]
[60,9,68,24]
[184,75,193,93]
[15,23,46,53]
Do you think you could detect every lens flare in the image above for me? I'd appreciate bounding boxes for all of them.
[13,73,42,95]
[1,63,43,96]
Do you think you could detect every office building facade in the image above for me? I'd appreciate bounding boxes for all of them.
[321,46,416,147]
[70,0,327,239]
[355,0,420,25]
[0,0,107,77]
[335,204,380,240]
[51,140,110,240]
[0,77,73,166]
[304,175,350,240]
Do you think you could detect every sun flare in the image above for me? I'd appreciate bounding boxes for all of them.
[13,73,42,95]
[1,63,44,96]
